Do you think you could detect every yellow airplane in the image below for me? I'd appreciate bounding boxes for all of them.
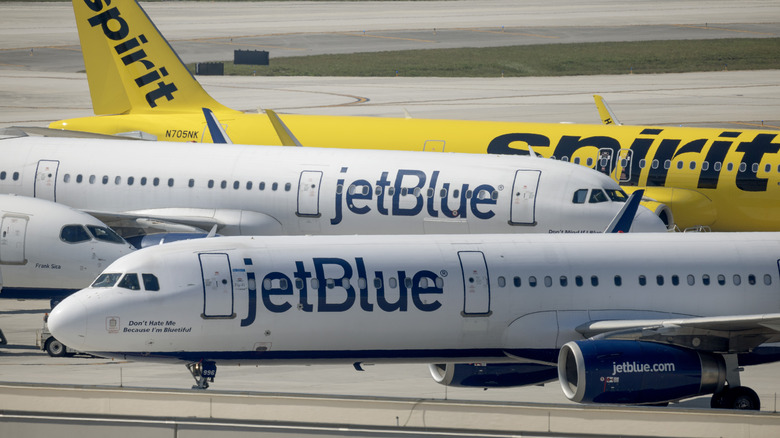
[51,0,780,232]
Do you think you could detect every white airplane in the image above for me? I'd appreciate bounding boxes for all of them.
[0,194,134,296]
[49,231,780,410]
[0,136,667,236]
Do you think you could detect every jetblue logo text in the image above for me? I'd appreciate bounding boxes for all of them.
[240,257,442,326]
[331,168,498,225]
[84,0,177,107]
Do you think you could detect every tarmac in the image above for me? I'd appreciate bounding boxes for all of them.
[0,1,779,436]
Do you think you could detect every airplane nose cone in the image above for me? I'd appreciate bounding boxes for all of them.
[631,207,669,232]
[48,295,88,350]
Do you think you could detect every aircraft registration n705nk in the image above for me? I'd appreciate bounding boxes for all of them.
[0,136,666,236]
[48,232,780,410]
[0,194,134,296]
[48,0,780,231]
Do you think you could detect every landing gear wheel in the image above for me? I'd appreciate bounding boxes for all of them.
[729,387,760,410]
[711,387,760,410]
[45,338,67,357]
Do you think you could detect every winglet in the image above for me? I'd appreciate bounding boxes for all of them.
[594,95,622,126]
[202,108,232,144]
[265,109,302,146]
[604,189,644,233]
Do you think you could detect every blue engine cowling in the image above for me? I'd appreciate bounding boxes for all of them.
[429,363,558,388]
[558,340,726,405]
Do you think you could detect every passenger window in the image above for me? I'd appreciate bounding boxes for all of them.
[272,182,278,191]
[220,180,227,189]
[295,278,304,290]
[764,274,772,285]
[639,275,646,286]
[208,180,214,189]
[63,174,70,183]
[153,177,160,186]
[586,157,593,167]
[572,189,587,204]
[233,181,239,190]
[326,278,335,289]
[92,273,121,288]
[614,275,622,286]
[664,160,671,170]
[389,277,397,288]
[452,189,460,198]
[102,175,109,184]
[733,274,741,286]
[726,163,734,172]
[285,182,292,192]
[373,278,382,289]
[702,162,709,171]
[651,160,659,169]
[310,278,319,289]
[76,174,83,183]
[118,273,141,290]
[0,171,5,180]
[87,225,125,244]
[671,275,679,286]
[676,161,683,170]
[497,276,506,287]
[435,277,444,288]
[639,159,646,168]
[559,276,568,287]
[589,189,608,203]
[748,274,756,285]
[114,176,121,185]
[358,277,367,289]
[689,161,696,170]
[128,176,135,186]
[702,274,711,285]
[717,274,726,285]
[259,182,266,191]
[739,163,746,172]
[575,276,583,287]
[591,276,598,286]
[529,276,537,287]
[246,181,253,190]
[714,162,722,171]
[687,274,695,286]
[142,274,160,291]
[544,276,552,287]
[343,278,352,289]
[513,276,521,287]
[12,172,18,181]
[404,277,412,288]
[140,177,147,186]
[188,179,194,188]
[656,275,664,286]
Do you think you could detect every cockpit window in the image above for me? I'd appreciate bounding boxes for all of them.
[589,189,608,203]
[118,273,141,290]
[86,225,126,244]
[142,274,160,291]
[92,273,121,288]
[572,189,588,204]
[60,225,91,244]
[605,189,628,202]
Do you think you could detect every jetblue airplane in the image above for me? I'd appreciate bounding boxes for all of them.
[0,194,134,296]
[48,232,780,410]
[0,136,667,237]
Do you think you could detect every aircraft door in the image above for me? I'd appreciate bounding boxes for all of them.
[423,140,445,152]
[617,149,633,183]
[35,160,59,202]
[458,251,491,316]
[0,215,27,264]
[509,170,540,225]
[297,170,323,217]
[199,253,235,319]
[596,148,614,176]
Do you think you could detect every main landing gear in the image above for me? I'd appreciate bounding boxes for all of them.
[709,354,760,410]
[187,360,217,389]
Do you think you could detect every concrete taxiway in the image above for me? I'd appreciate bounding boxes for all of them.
[0,1,779,436]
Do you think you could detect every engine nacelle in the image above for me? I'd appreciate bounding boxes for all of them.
[558,340,726,405]
[429,363,557,388]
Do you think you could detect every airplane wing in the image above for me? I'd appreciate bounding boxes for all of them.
[86,208,282,237]
[577,313,780,353]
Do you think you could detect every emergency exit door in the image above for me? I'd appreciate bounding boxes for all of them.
[35,160,59,202]
[297,170,323,217]
[199,253,235,318]
[0,215,28,264]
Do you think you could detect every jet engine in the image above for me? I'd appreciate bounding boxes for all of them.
[429,363,557,388]
[558,340,726,405]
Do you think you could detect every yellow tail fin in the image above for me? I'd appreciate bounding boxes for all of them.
[73,0,236,115]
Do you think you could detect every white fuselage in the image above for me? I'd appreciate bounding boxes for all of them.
[0,136,665,236]
[0,194,134,293]
[49,232,780,364]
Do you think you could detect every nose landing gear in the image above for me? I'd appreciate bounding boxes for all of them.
[187,360,217,389]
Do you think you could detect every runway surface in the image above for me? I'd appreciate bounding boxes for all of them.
[0,1,779,435]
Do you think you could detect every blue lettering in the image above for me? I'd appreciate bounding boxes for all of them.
[261,272,293,313]
[314,258,356,312]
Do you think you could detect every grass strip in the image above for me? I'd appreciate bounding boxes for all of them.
[188,38,780,77]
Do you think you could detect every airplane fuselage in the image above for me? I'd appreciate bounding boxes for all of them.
[49,232,780,364]
[0,136,665,236]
